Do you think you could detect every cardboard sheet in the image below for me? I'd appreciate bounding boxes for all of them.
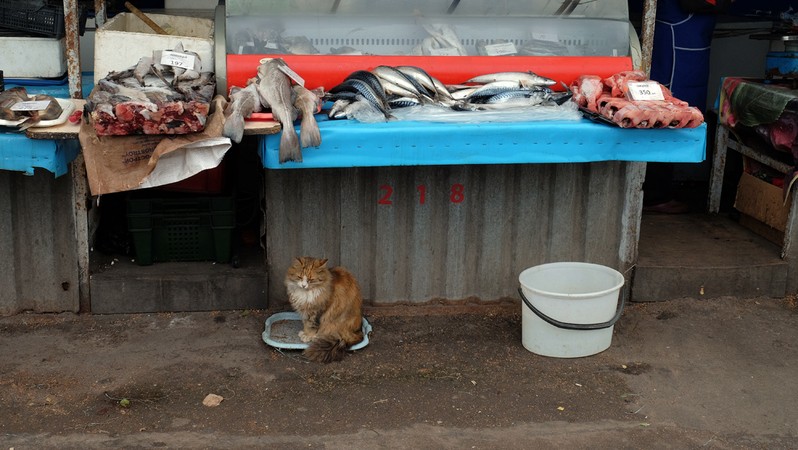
[79,95,232,195]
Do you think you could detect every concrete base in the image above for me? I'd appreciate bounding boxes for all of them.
[89,247,267,314]
[633,213,787,301]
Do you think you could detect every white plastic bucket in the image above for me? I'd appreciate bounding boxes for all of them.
[518,262,625,358]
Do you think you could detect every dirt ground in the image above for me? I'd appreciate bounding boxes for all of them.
[1,296,798,449]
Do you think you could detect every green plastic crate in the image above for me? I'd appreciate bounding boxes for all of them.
[127,195,235,266]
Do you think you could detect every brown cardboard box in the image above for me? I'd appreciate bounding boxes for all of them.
[734,172,791,244]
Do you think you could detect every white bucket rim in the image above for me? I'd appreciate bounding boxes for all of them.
[518,262,625,300]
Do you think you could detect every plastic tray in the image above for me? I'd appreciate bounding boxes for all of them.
[0,97,75,128]
[262,311,372,350]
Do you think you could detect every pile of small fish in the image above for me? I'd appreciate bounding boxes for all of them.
[86,42,216,136]
[223,58,323,163]
[0,87,62,129]
[326,66,572,121]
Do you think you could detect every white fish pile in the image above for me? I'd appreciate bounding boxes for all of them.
[325,67,572,121]
[223,58,323,163]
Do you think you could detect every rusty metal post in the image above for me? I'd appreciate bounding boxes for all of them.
[640,0,657,76]
[63,0,82,99]
[95,0,107,28]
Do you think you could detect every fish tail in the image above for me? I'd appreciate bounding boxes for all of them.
[299,116,321,148]
[222,113,244,143]
[279,126,303,163]
[17,117,39,131]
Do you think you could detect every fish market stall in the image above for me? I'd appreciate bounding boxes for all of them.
[221,0,707,306]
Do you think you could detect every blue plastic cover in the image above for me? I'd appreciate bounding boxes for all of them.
[0,133,79,177]
[259,117,707,169]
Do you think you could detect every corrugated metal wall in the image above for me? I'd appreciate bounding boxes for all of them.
[0,170,80,315]
[264,162,637,306]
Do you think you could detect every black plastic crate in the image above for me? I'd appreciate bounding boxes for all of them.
[0,0,87,38]
[127,194,235,266]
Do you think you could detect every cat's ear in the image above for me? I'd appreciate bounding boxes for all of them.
[318,258,328,267]
[294,256,304,266]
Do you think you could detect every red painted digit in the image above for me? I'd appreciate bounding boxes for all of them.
[378,184,393,205]
[417,185,426,205]
[450,183,465,203]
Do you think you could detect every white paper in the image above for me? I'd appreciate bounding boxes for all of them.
[10,100,51,111]
[278,64,305,87]
[484,42,518,56]
[627,81,665,101]
[429,47,462,56]
[138,137,232,190]
[160,50,198,70]
[532,32,559,42]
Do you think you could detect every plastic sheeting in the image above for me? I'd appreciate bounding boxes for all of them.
[259,117,707,169]
[0,133,79,177]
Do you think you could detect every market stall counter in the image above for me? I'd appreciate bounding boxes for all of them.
[0,80,91,316]
[218,0,710,308]
[254,112,705,307]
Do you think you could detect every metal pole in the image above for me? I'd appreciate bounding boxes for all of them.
[95,0,107,28]
[63,0,82,99]
[640,0,657,76]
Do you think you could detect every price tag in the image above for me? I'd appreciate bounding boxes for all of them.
[429,47,462,56]
[278,64,305,87]
[627,81,665,101]
[484,42,518,56]
[160,50,197,70]
[531,32,559,42]
[10,100,51,111]
[258,58,305,86]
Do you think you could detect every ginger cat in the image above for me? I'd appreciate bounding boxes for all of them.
[284,257,364,363]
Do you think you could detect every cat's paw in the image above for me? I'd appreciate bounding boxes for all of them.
[299,331,315,342]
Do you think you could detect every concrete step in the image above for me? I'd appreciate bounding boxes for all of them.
[89,246,267,314]
[633,213,787,301]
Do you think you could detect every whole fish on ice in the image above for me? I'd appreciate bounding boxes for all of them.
[467,71,557,87]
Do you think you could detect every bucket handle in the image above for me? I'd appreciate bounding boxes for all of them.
[517,287,626,331]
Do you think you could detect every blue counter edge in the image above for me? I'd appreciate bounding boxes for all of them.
[0,135,79,177]
[258,119,708,169]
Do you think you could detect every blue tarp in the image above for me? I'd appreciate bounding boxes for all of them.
[0,132,80,177]
[259,117,707,169]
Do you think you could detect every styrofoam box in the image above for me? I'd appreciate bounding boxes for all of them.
[94,12,214,80]
[0,36,66,78]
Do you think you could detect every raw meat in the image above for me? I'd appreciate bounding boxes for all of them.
[578,70,704,129]
[571,75,606,112]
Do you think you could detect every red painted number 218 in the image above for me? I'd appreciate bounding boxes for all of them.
[378,184,465,205]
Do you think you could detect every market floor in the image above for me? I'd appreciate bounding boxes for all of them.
[1,296,797,449]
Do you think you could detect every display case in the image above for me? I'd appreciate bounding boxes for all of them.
[223,0,635,89]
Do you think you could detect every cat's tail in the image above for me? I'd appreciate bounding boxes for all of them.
[303,335,349,363]
[304,329,362,364]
